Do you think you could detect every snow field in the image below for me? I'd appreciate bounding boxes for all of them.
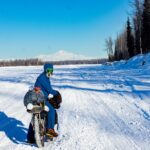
[0,53,150,150]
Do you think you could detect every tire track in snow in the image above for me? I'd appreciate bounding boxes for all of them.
[87,91,149,150]
[82,91,136,150]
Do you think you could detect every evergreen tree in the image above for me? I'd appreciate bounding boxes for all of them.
[114,37,119,60]
[127,18,135,58]
[133,0,143,54]
[141,0,150,53]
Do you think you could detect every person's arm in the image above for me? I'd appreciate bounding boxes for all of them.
[36,74,57,98]
[40,79,57,97]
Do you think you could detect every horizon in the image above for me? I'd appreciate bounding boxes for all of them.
[0,0,130,60]
[0,50,108,62]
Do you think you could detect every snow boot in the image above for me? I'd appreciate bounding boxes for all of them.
[46,129,58,138]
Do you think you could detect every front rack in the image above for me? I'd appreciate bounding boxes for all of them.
[28,105,44,113]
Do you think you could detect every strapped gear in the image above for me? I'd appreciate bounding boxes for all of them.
[24,87,45,107]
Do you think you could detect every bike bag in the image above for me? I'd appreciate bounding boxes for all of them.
[24,88,45,107]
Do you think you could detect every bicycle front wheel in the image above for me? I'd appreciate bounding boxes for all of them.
[34,114,45,147]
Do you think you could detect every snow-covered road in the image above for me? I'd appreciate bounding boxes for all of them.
[0,54,150,150]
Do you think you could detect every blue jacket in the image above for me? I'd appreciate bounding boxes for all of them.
[34,64,57,99]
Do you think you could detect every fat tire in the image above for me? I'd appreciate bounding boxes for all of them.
[34,115,44,148]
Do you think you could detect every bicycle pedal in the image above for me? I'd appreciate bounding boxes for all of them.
[46,133,53,137]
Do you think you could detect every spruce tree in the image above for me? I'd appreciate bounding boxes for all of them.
[127,18,135,58]
[141,0,150,53]
[133,0,143,54]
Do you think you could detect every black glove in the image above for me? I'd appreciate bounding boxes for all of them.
[49,91,62,109]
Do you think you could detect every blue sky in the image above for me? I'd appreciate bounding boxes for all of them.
[0,0,130,59]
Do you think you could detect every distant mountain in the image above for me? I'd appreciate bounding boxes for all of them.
[37,50,94,61]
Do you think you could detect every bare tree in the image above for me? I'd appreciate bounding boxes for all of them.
[105,37,114,61]
[114,29,129,61]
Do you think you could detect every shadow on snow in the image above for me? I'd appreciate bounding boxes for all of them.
[0,111,28,144]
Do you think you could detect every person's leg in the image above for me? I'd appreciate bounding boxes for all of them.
[45,100,55,129]
[45,100,58,137]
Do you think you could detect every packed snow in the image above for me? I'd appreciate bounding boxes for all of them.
[0,53,150,150]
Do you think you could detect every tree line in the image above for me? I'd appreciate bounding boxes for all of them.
[0,58,107,67]
[105,0,150,61]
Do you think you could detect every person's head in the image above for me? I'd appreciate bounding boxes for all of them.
[44,63,54,78]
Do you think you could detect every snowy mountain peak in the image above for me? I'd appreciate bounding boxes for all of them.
[57,50,66,54]
[37,50,94,61]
